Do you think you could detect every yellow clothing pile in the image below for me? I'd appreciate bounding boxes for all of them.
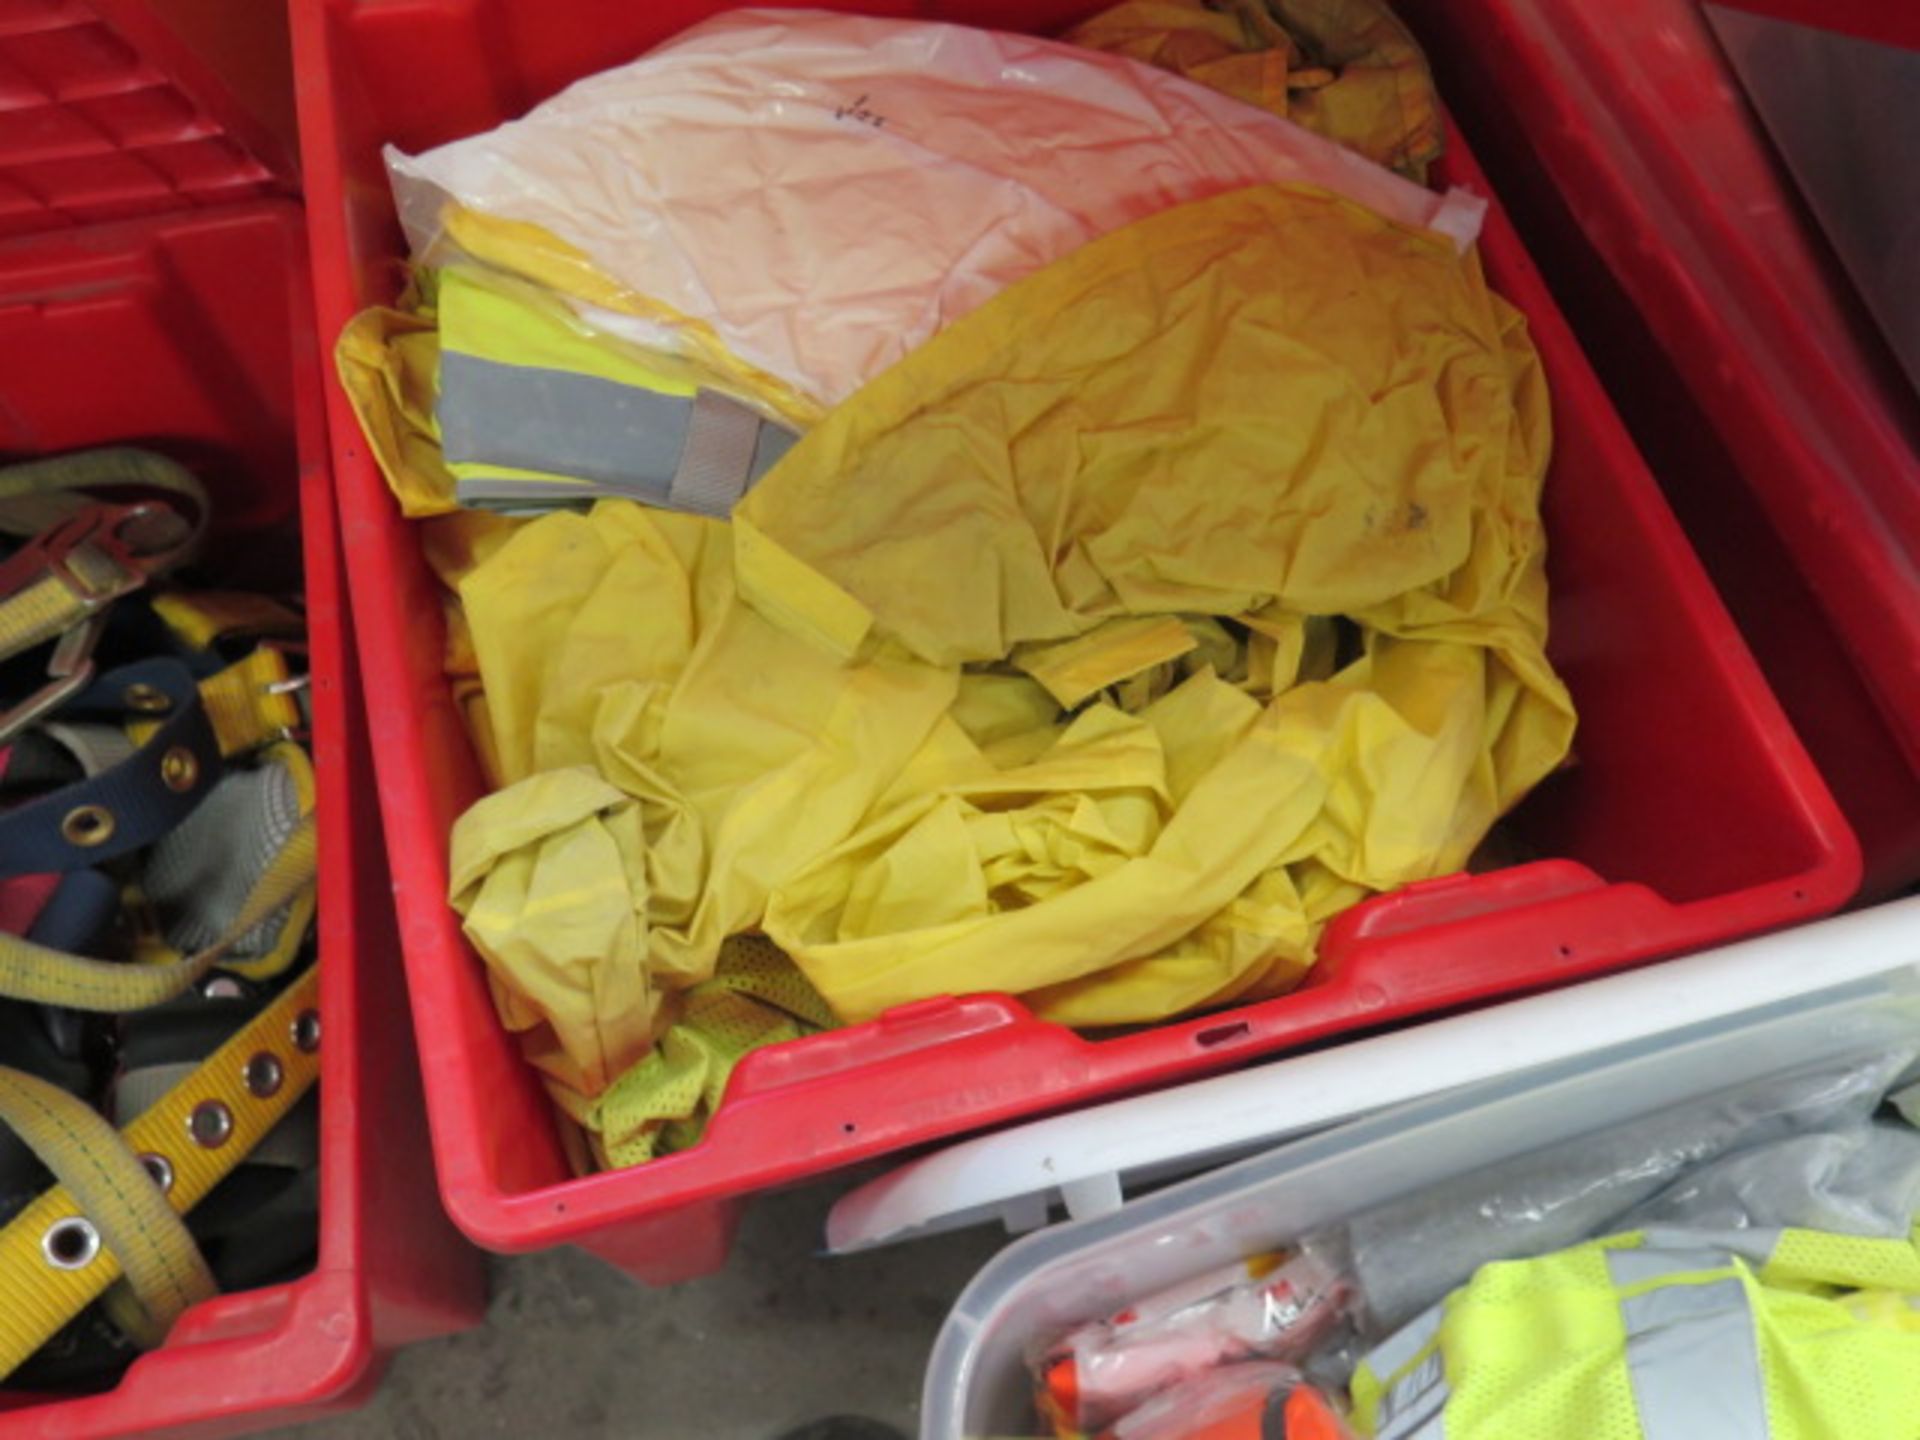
[441,182,1574,1153]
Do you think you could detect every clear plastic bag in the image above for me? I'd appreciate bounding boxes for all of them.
[1616,1122,1920,1238]
[1343,1046,1919,1332]
[384,9,1484,413]
[1033,1241,1356,1434]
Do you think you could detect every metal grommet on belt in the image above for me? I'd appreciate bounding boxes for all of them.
[159,746,199,793]
[40,1217,100,1270]
[123,682,172,713]
[60,804,115,847]
[187,1100,233,1149]
[291,1010,320,1054]
[243,1052,284,1099]
[138,1153,174,1193]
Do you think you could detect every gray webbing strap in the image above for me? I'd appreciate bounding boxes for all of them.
[670,390,769,518]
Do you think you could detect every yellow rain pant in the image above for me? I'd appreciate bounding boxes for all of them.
[1067,0,1446,180]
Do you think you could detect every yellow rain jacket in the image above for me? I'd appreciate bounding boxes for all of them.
[444,180,1573,1145]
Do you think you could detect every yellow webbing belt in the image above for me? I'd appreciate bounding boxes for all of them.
[0,965,320,1378]
[0,815,315,1011]
[0,570,109,663]
[0,451,208,543]
[150,593,303,653]
[0,450,210,668]
[129,648,305,758]
[195,649,305,756]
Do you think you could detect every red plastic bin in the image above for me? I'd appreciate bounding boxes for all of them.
[1386,0,1920,898]
[0,1,486,1429]
[0,0,290,237]
[291,0,1858,1284]
[0,199,485,1440]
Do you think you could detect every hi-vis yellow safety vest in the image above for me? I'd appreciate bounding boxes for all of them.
[335,266,799,519]
[434,266,799,514]
[1351,1226,1920,1439]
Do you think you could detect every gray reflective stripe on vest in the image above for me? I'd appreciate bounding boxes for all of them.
[1606,1249,1771,1439]
[1369,1309,1450,1440]
[439,352,797,514]
[1375,1349,1448,1440]
[1368,1301,1446,1382]
[1607,1244,1744,1288]
[1639,1225,1781,1269]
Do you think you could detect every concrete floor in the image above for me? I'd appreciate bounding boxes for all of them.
[276,1181,1010,1440]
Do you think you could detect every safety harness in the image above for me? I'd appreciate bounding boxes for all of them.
[0,449,320,1384]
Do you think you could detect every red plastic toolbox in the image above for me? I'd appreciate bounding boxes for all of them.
[1389,0,1920,898]
[0,1,486,1431]
[291,0,1857,1284]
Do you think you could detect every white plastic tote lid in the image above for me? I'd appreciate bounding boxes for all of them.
[828,897,1920,1252]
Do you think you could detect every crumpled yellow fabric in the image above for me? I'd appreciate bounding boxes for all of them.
[1067,0,1445,180]
[419,509,526,789]
[447,501,953,1102]
[441,180,1573,1140]
[736,182,1574,1025]
[335,284,458,518]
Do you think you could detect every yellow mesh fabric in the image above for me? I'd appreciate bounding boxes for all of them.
[1381,1245,1644,1440]
[586,934,833,1167]
[1836,1291,1920,1332]
[1353,1230,1920,1440]
[1765,1228,1920,1294]
[1754,1228,1920,1440]
[1755,1286,1920,1440]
